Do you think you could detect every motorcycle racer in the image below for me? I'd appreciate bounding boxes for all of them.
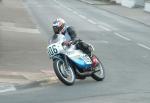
[50,18,93,57]
[50,18,100,68]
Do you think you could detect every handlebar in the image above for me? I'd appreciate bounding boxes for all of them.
[71,39,82,45]
[62,39,82,46]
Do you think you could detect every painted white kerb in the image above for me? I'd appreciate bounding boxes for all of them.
[144,2,150,12]
[121,0,144,8]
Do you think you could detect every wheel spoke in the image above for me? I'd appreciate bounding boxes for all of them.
[57,60,75,83]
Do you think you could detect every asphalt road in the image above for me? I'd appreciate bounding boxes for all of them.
[1,0,150,103]
[0,0,50,72]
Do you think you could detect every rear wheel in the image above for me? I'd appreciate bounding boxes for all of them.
[53,59,75,86]
[91,57,105,81]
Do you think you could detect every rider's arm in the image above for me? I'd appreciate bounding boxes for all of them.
[67,26,77,41]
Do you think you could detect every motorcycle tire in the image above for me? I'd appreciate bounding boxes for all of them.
[91,56,105,81]
[53,59,75,86]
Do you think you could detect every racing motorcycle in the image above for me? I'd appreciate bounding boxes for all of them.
[47,34,105,86]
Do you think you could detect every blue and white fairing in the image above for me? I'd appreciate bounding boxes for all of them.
[48,34,92,69]
[66,49,92,69]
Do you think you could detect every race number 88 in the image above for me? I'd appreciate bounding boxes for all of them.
[48,45,58,56]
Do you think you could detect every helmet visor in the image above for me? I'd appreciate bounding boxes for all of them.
[53,26,59,34]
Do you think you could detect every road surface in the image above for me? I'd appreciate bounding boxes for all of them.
[0,0,150,103]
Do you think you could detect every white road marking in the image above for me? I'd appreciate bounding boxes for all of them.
[137,43,150,50]
[54,0,73,12]
[0,84,16,93]
[66,7,73,11]
[53,0,59,3]
[53,0,114,32]
[114,32,131,41]
[53,0,64,7]
[78,14,87,19]
[1,22,15,27]
[98,25,111,31]
[99,21,118,31]
[73,11,78,15]
[0,26,40,34]
[99,21,112,28]
[87,19,97,25]
[80,0,94,5]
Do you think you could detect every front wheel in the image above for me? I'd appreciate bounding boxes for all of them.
[53,59,75,86]
[91,57,105,81]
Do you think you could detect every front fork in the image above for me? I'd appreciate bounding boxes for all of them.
[53,55,70,70]
[58,55,69,69]
[53,55,70,77]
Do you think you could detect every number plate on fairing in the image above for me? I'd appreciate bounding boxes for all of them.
[47,43,63,58]
[80,54,92,64]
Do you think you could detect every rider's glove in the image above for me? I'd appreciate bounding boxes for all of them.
[62,41,71,46]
